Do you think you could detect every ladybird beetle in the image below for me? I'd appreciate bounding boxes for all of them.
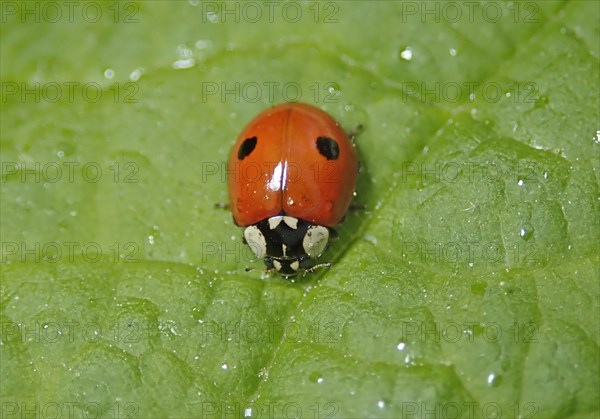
[227,102,359,277]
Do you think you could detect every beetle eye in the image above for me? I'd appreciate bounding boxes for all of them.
[238,137,257,160]
[316,136,339,160]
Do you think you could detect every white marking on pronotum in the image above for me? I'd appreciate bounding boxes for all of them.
[282,244,288,257]
[244,226,267,259]
[283,216,298,229]
[272,260,282,271]
[303,226,329,258]
[268,215,298,230]
[268,216,284,230]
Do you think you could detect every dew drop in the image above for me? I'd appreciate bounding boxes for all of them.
[364,234,378,246]
[400,47,413,61]
[206,11,218,23]
[487,373,502,387]
[57,141,76,156]
[328,82,340,95]
[195,39,213,49]
[172,58,195,70]
[130,67,145,82]
[396,342,406,351]
[172,45,195,69]
[519,224,534,241]
[309,371,323,383]
[148,226,160,244]
[258,367,268,379]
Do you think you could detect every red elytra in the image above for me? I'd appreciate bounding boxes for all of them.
[227,102,358,228]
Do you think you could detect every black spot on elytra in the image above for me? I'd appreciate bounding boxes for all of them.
[316,136,339,160]
[238,137,257,160]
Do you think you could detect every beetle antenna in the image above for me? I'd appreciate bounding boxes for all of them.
[303,262,333,276]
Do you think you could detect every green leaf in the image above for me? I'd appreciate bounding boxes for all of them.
[1,1,598,418]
